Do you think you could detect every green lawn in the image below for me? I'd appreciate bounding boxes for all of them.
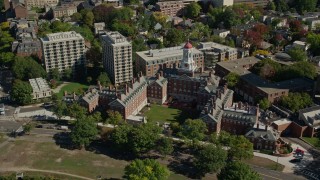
[244,156,284,171]
[143,105,199,123]
[57,82,88,98]
[302,137,320,149]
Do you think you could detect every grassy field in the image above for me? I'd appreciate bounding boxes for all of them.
[0,171,84,180]
[56,82,88,98]
[143,105,199,123]
[302,137,320,149]
[0,140,188,180]
[244,156,285,171]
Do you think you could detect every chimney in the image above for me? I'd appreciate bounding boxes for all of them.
[222,103,225,110]
[204,106,208,114]
[265,124,268,131]
[211,108,214,116]
[160,71,163,77]
[238,102,242,109]
[156,73,160,80]
[139,71,143,77]
[235,104,237,111]
[257,123,260,129]
[64,91,68,96]
[130,79,134,88]
[117,93,122,100]
[224,84,228,93]
[213,102,216,109]
[209,71,212,77]
[247,106,250,113]
[125,84,129,95]
[218,90,221,99]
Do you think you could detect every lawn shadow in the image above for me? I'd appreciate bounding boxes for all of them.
[167,155,199,179]
[53,132,76,150]
[172,108,200,124]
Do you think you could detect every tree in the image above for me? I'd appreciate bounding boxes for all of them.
[107,110,123,125]
[71,25,94,42]
[67,103,87,119]
[293,0,318,14]
[11,80,33,105]
[218,161,261,180]
[0,52,15,66]
[50,68,60,80]
[89,111,102,122]
[23,124,33,135]
[218,131,234,146]
[52,100,67,120]
[280,92,313,112]
[288,47,307,61]
[97,72,111,87]
[157,137,174,157]
[64,68,73,80]
[307,33,320,56]
[258,98,270,110]
[225,72,240,88]
[12,57,47,81]
[82,11,94,27]
[228,135,253,160]
[70,117,98,148]
[266,1,276,10]
[164,29,185,47]
[71,12,82,22]
[124,159,170,180]
[178,119,207,141]
[185,2,201,18]
[109,124,133,151]
[194,144,227,177]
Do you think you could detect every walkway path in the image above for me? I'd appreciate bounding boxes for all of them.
[52,82,70,93]
[0,167,94,180]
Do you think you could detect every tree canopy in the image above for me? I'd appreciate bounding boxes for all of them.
[225,72,240,88]
[124,159,170,180]
[288,47,307,61]
[107,110,123,125]
[218,161,261,180]
[157,137,174,157]
[194,144,227,177]
[12,56,47,81]
[70,117,98,148]
[178,119,207,141]
[228,135,253,160]
[97,72,111,87]
[11,80,33,105]
[307,33,320,56]
[258,98,270,110]
[280,92,313,112]
[185,2,201,18]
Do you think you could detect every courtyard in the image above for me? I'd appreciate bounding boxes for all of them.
[56,82,89,99]
[143,104,199,124]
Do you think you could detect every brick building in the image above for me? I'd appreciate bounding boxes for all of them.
[109,73,148,120]
[155,1,185,17]
[147,72,168,104]
[215,57,314,103]
[80,88,99,113]
[12,33,42,59]
[52,5,77,18]
[136,43,204,77]
[245,128,282,151]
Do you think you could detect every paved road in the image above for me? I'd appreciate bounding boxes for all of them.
[252,166,305,180]
[283,138,320,180]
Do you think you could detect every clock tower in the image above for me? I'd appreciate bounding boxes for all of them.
[178,41,197,76]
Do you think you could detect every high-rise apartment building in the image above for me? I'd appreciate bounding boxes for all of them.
[101,31,133,85]
[234,0,270,7]
[40,31,86,77]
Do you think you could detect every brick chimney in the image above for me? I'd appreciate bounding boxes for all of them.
[130,79,134,88]
[211,108,215,116]
[97,80,102,91]
[156,73,160,80]
[125,84,129,95]
[160,71,163,77]
[257,123,260,129]
[209,71,212,77]
[224,84,228,93]
[204,106,208,114]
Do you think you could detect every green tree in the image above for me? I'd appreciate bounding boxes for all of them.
[52,100,67,120]
[64,68,73,80]
[307,33,320,56]
[178,119,207,141]
[50,68,60,80]
[164,29,185,47]
[110,124,133,151]
[225,72,240,88]
[280,92,313,112]
[218,131,234,146]
[97,72,111,87]
[71,12,82,22]
[12,57,47,81]
[11,80,33,105]
[88,111,102,122]
[185,2,201,18]
[0,52,15,66]
[258,98,270,110]
[267,1,276,10]
[83,11,94,27]
[293,0,318,14]
[194,144,227,177]
[124,159,170,180]
[218,161,261,180]
[68,103,87,119]
[107,110,123,125]
[157,137,174,157]
[71,117,98,149]
[228,135,253,160]
[51,21,72,32]
[71,25,94,42]
[23,124,33,135]
[288,47,307,61]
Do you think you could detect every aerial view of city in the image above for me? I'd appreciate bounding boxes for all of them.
[0,0,320,179]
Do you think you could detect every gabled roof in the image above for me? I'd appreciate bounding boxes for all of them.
[245,129,278,142]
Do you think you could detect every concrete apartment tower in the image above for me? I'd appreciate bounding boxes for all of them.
[40,31,86,78]
[101,31,133,85]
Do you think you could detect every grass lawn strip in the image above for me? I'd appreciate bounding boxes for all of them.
[57,82,88,98]
[302,137,320,149]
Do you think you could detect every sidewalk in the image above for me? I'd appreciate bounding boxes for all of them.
[254,143,313,173]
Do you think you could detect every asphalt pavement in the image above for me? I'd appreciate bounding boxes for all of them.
[252,166,305,180]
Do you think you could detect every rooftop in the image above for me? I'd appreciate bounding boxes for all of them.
[101,31,130,46]
[29,78,51,93]
[245,129,278,142]
[41,31,84,42]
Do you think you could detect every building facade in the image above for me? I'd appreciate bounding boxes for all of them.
[29,78,52,100]
[155,1,185,17]
[53,5,77,18]
[12,33,42,59]
[101,31,133,85]
[233,0,269,7]
[40,31,86,77]
[25,0,58,7]
[136,45,204,77]
[147,72,168,104]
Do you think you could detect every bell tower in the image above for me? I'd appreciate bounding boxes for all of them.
[178,41,197,76]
